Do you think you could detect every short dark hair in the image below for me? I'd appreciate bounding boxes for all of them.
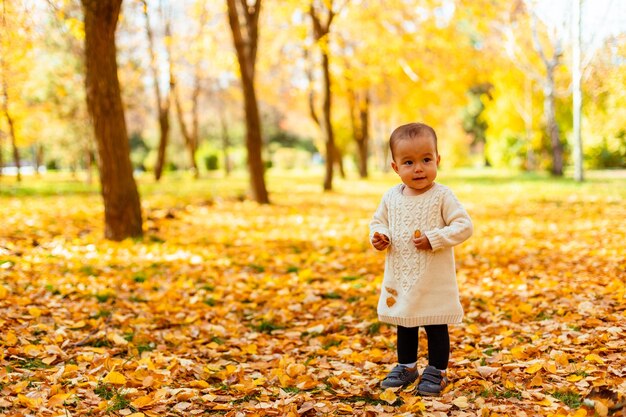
[389,122,438,160]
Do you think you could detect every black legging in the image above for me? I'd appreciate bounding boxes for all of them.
[397,324,449,370]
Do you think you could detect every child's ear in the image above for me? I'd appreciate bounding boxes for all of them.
[391,160,399,173]
[436,154,441,166]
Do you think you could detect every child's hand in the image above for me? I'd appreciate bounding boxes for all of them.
[413,234,432,250]
[372,232,390,251]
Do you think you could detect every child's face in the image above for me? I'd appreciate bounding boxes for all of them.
[391,135,440,195]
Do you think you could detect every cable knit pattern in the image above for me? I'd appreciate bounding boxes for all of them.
[370,183,473,327]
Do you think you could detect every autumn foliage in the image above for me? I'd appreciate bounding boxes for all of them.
[0,173,624,416]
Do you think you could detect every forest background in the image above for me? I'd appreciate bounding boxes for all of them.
[1,0,625,188]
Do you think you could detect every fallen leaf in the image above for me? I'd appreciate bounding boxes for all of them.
[379,388,397,404]
[103,371,127,385]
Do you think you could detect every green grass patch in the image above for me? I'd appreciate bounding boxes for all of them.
[551,390,582,408]
[14,358,51,370]
[480,388,523,400]
[253,320,284,334]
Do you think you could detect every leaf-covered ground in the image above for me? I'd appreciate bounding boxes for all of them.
[0,172,624,416]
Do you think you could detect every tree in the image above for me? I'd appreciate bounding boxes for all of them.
[309,0,346,191]
[1,56,20,182]
[81,0,143,240]
[571,0,582,181]
[226,0,269,204]
[141,0,172,181]
[171,2,209,179]
[0,0,32,182]
[530,8,564,176]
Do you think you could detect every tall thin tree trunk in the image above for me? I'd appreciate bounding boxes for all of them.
[572,0,583,181]
[142,0,171,181]
[544,70,563,176]
[310,2,338,191]
[226,0,269,204]
[220,111,231,177]
[0,131,3,178]
[1,63,20,182]
[352,91,370,178]
[81,0,143,240]
[531,11,563,177]
[320,51,336,189]
[173,74,200,178]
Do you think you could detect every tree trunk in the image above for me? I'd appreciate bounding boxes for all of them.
[1,68,21,182]
[544,70,563,176]
[142,0,171,181]
[220,112,231,177]
[226,0,269,204]
[173,74,200,178]
[0,131,3,178]
[241,70,268,202]
[530,11,564,177]
[320,51,336,190]
[355,92,370,178]
[154,111,169,179]
[81,0,143,240]
[572,0,583,181]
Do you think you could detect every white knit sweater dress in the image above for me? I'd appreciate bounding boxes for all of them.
[369,183,473,327]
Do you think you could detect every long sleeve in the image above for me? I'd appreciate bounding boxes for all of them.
[369,192,391,244]
[425,190,473,251]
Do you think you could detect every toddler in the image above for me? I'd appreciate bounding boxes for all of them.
[370,122,473,396]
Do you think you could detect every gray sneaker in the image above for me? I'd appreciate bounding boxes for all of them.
[417,365,448,396]
[380,364,419,388]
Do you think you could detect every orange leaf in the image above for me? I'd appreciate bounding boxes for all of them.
[386,297,396,307]
[385,287,398,296]
[131,395,155,409]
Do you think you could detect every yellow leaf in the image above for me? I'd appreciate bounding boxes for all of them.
[566,374,583,382]
[525,362,543,374]
[128,414,146,417]
[47,393,71,408]
[18,394,43,409]
[4,331,18,346]
[286,363,306,378]
[511,346,526,360]
[585,353,604,364]
[103,371,127,385]
[0,286,8,299]
[543,362,557,374]
[23,344,43,357]
[27,307,42,317]
[242,344,257,355]
[379,388,397,404]
[188,380,210,389]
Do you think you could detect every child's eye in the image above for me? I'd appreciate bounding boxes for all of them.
[403,161,413,166]
[423,158,432,163]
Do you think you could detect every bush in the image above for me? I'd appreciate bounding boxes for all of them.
[205,154,219,171]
